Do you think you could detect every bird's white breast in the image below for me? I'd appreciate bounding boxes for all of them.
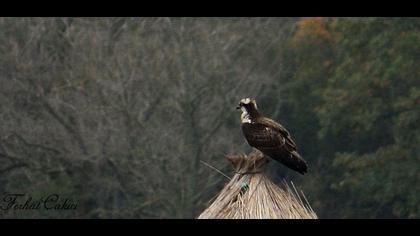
[240,107,251,123]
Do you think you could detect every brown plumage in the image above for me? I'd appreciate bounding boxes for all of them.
[237,98,308,175]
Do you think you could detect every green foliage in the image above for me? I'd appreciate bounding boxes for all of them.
[280,17,420,218]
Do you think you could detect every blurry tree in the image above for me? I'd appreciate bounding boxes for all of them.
[0,17,297,218]
[277,17,420,218]
[317,17,420,218]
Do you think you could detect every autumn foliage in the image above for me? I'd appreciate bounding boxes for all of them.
[290,17,337,46]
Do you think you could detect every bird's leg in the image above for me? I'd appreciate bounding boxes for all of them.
[254,148,269,162]
[251,148,264,157]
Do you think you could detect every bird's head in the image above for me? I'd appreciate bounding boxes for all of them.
[236,98,257,111]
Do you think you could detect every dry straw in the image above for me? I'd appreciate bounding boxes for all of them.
[198,150,317,219]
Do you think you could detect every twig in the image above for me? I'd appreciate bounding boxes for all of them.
[290,181,304,207]
[200,160,231,180]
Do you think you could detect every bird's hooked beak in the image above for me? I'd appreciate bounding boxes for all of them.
[236,105,241,110]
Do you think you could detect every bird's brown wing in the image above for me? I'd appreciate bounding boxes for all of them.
[241,122,286,150]
[242,118,308,175]
[257,117,297,152]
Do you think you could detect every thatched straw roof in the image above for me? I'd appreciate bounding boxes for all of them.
[198,150,317,219]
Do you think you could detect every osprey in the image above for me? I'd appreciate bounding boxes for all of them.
[236,98,308,175]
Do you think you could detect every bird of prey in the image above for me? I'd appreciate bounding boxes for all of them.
[236,98,308,175]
